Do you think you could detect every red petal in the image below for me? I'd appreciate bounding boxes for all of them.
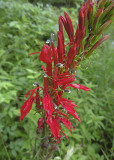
[40,45,52,64]
[65,44,77,69]
[66,83,91,91]
[61,98,78,107]
[48,116,61,143]
[60,98,81,122]
[43,91,53,117]
[64,12,74,43]
[19,87,42,122]
[63,103,80,121]
[51,41,58,66]
[57,31,64,63]
[25,90,33,97]
[19,97,35,121]
[91,35,109,50]
[57,74,75,86]
[59,117,75,133]
[79,10,85,30]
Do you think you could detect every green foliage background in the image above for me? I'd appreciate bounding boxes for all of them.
[0,0,114,159]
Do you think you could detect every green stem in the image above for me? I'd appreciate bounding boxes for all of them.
[0,132,11,160]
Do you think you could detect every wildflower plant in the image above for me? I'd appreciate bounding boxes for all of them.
[19,0,113,158]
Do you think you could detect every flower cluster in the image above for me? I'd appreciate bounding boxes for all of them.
[19,0,113,143]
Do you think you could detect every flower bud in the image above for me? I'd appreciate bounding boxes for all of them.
[37,118,44,130]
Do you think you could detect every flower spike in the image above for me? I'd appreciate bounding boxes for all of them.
[19,0,112,143]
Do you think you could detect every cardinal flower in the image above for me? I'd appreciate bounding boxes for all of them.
[19,86,40,121]
[19,0,112,144]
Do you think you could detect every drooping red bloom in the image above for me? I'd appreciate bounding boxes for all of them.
[19,97,35,122]
[65,83,91,91]
[60,98,81,122]
[19,87,40,121]
[59,117,75,133]
[57,73,75,86]
[48,116,62,143]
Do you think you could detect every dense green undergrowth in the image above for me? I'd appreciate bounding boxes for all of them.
[0,0,114,159]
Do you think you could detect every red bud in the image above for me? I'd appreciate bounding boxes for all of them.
[38,118,44,130]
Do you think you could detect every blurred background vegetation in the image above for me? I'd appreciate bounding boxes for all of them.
[0,0,114,159]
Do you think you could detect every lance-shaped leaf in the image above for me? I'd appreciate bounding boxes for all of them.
[87,2,94,28]
[97,20,112,35]
[98,3,113,24]
[94,7,104,26]
[99,0,107,8]
[86,35,109,57]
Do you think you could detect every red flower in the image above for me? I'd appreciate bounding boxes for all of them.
[79,10,85,30]
[59,12,74,43]
[59,117,75,133]
[19,87,40,121]
[57,31,64,63]
[19,97,35,122]
[43,90,53,119]
[65,83,91,91]
[57,73,75,86]
[65,43,77,69]
[48,116,61,143]
[40,45,52,64]
[60,98,81,122]
[74,25,86,47]
[19,0,111,143]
